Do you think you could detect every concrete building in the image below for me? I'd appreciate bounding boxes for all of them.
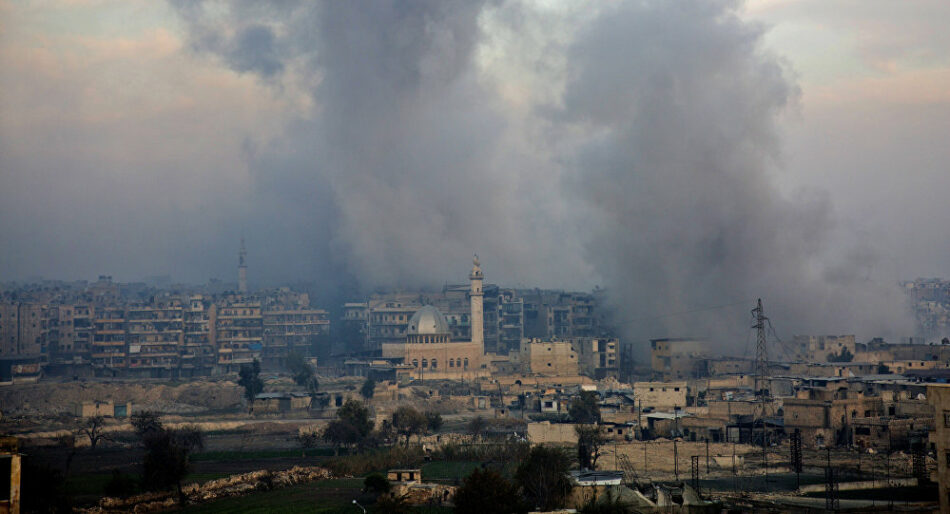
[261,309,330,367]
[929,384,950,514]
[790,335,857,362]
[572,337,619,379]
[214,301,263,372]
[368,300,418,348]
[182,296,215,376]
[0,437,21,514]
[91,305,127,371]
[633,381,688,410]
[126,299,183,377]
[47,303,93,366]
[238,237,248,294]
[519,339,579,376]
[650,338,709,381]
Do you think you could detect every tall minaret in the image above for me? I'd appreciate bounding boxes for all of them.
[470,254,484,354]
[238,237,248,294]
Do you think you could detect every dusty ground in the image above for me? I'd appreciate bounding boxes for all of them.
[0,378,245,418]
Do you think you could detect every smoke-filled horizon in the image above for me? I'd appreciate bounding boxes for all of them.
[3,0,945,344]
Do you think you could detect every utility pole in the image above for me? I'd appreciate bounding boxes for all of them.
[674,439,679,481]
[752,299,771,489]
[705,438,710,474]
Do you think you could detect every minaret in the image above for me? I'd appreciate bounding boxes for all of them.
[470,254,484,354]
[238,237,248,294]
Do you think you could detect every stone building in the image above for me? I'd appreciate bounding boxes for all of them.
[789,335,857,362]
[633,381,687,410]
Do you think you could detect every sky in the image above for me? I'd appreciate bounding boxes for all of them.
[1,0,947,341]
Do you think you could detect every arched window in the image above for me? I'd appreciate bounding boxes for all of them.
[449,359,454,368]
[412,359,419,368]
[463,358,469,369]
[431,359,438,369]
[422,359,428,368]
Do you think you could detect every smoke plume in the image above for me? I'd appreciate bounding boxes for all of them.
[169,0,914,345]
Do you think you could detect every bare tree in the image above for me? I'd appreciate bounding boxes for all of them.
[77,416,111,449]
[467,415,487,441]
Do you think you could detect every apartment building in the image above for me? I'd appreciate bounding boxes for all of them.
[214,301,263,373]
[262,308,330,367]
[126,299,184,377]
[182,296,215,376]
[572,337,619,379]
[91,305,127,371]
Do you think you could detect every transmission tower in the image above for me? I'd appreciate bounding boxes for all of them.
[752,298,769,400]
[752,299,772,485]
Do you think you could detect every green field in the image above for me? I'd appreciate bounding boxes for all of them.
[191,448,336,461]
[175,479,366,514]
[420,461,480,483]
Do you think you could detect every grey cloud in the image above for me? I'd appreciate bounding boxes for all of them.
[0,0,919,346]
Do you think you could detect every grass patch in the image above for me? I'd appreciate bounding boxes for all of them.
[191,448,334,462]
[66,473,115,496]
[421,461,479,483]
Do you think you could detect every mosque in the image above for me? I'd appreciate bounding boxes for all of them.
[380,256,489,380]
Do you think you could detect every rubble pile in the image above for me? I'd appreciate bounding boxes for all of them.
[84,466,333,513]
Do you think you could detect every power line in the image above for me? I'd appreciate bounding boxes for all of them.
[611,299,755,327]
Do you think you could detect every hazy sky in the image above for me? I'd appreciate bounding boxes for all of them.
[0,0,947,339]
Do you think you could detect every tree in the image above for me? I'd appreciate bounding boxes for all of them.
[515,446,573,512]
[287,352,318,393]
[360,377,376,399]
[392,406,428,446]
[323,399,373,452]
[579,490,636,514]
[467,415,487,441]
[238,359,264,404]
[374,493,413,514]
[424,411,443,434]
[77,415,109,449]
[827,348,854,363]
[363,473,391,495]
[454,467,524,514]
[140,425,204,504]
[576,425,608,470]
[131,410,163,437]
[569,391,601,424]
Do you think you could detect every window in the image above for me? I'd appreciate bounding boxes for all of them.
[946,451,950,468]
[422,359,428,368]
[412,359,419,368]
[449,359,454,368]
[463,358,469,369]
[943,410,950,428]
[431,359,437,369]
[674,387,680,392]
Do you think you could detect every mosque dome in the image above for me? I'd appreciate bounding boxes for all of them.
[406,305,451,336]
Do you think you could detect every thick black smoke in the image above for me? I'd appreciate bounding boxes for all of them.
[170,0,913,344]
